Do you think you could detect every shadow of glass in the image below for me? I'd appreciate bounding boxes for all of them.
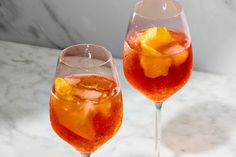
[162,101,236,153]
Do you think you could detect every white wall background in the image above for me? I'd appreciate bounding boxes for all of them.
[0,0,236,76]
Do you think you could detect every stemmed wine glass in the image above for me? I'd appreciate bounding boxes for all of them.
[123,0,192,156]
[50,44,123,157]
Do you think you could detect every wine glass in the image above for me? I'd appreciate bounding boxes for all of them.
[50,44,123,157]
[123,0,192,156]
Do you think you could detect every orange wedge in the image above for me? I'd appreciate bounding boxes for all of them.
[55,78,72,95]
[140,55,171,78]
[140,27,172,51]
[139,27,172,78]
[55,77,74,101]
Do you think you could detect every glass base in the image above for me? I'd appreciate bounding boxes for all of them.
[82,154,91,157]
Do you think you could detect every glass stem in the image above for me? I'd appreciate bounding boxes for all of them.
[155,102,163,157]
[82,154,91,157]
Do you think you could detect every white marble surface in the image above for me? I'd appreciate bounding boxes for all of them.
[0,40,236,157]
[0,0,236,75]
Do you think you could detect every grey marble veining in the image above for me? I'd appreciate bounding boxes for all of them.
[224,0,236,10]
[0,0,236,75]
[0,40,236,157]
[0,0,134,53]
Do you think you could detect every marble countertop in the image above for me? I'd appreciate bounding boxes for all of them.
[0,40,236,157]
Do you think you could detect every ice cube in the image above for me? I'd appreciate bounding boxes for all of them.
[171,32,187,45]
[58,100,96,140]
[79,76,115,91]
[65,77,80,86]
[162,44,189,67]
[96,100,112,117]
[72,88,102,100]
[97,79,115,91]
[162,44,185,55]
[82,100,96,116]
[60,111,95,140]
[74,122,95,140]
[127,31,143,49]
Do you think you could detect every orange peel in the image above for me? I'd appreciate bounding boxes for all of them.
[139,27,172,78]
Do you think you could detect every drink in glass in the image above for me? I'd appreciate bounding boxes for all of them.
[50,44,123,157]
[123,0,193,156]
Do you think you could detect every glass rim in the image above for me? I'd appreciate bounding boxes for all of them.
[59,44,113,69]
[134,0,183,21]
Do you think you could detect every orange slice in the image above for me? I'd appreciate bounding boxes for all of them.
[55,78,72,95]
[141,43,162,57]
[139,27,172,78]
[140,55,171,78]
[54,77,74,101]
[140,27,172,51]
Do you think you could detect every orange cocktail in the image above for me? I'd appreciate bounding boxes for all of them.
[123,27,192,102]
[50,74,122,154]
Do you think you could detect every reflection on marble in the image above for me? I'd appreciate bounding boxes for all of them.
[0,0,236,75]
[0,40,236,157]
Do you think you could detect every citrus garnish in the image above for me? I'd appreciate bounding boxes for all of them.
[140,27,172,52]
[139,26,172,78]
[140,55,171,78]
[54,77,74,101]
